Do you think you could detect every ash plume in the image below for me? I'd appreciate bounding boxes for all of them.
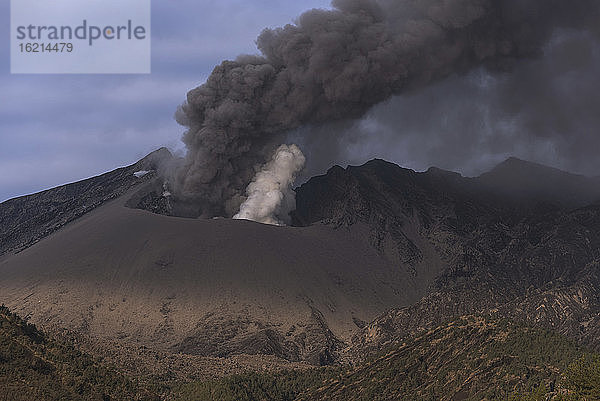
[175,0,599,219]
[233,144,305,225]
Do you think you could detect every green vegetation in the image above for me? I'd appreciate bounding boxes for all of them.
[0,305,158,401]
[173,368,344,401]
[563,354,600,399]
[2,307,599,401]
[171,316,594,401]
[295,316,585,401]
[511,354,600,401]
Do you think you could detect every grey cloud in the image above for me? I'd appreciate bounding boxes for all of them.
[1,1,332,203]
[321,29,600,178]
[175,0,600,217]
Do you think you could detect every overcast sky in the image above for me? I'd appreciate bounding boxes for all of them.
[0,0,330,202]
[1,0,599,202]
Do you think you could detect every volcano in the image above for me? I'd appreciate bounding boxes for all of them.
[2,150,600,379]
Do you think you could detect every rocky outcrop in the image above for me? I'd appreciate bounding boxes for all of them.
[292,158,600,358]
[172,306,343,366]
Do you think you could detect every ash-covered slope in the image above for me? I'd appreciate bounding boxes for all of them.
[292,158,600,358]
[0,148,172,257]
[0,156,425,369]
[2,153,599,375]
[293,160,502,276]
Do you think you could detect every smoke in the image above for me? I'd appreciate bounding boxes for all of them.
[289,28,600,179]
[175,0,600,218]
[233,144,305,225]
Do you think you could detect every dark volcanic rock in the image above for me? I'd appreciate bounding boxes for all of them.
[0,148,172,256]
[172,306,343,366]
[292,158,600,358]
[126,180,207,218]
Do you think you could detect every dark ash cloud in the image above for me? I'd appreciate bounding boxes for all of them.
[175,0,600,217]
[294,28,600,179]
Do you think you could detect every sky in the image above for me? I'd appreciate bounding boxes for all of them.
[0,0,331,202]
[1,0,599,203]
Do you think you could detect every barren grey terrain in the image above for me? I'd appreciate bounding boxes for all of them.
[2,150,600,382]
[0,152,433,375]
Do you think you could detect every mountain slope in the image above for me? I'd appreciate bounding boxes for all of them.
[2,153,599,379]
[0,170,425,370]
[475,157,600,208]
[174,316,596,401]
[299,316,584,401]
[0,148,172,257]
[0,305,158,401]
[5,304,591,401]
[293,158,600,357]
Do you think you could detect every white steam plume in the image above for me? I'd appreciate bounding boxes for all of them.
[233,144,305,225]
